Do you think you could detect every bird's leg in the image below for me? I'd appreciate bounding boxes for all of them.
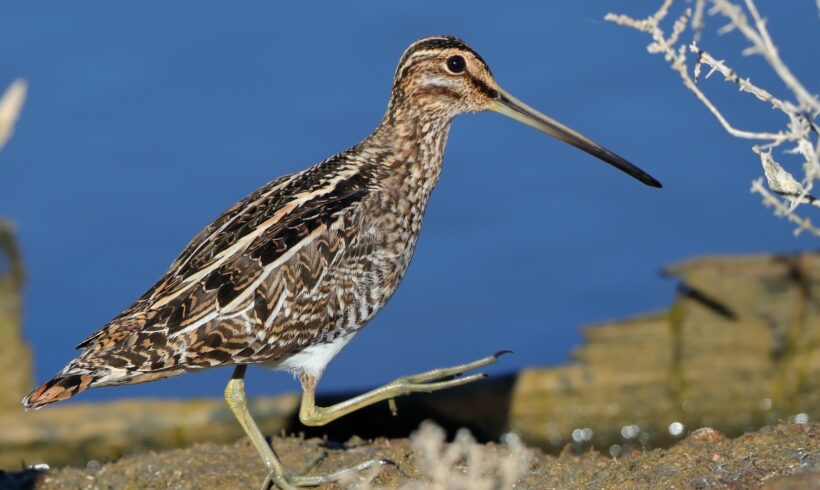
[224,365,391,489]
[225,365,294,489]
[298,351,506,426]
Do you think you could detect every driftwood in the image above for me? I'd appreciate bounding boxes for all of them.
[510,252,820,451]
[1,248,818,468]
[0,219,30,413]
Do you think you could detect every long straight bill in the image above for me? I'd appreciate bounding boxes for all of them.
[492,88,662,188]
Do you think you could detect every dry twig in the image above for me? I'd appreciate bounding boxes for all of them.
[0,79,27,152]
[607,1,820,236]
[342,421,532,489]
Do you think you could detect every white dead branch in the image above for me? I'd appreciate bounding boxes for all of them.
[606,1,820,236]
[0,79,27,152]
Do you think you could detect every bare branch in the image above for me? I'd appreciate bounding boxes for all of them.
[0,79,28,152]
[607,1,820,235]
[752,179,820,236]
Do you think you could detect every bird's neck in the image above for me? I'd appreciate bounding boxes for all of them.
[367,101,454,202]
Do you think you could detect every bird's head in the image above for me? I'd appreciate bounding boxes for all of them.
[390,35,661,188]
[392,36,499,116]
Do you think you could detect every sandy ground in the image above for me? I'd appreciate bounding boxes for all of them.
[1,423,818,489]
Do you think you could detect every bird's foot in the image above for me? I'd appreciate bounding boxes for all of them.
[384,350,511,396]
[261,457,394,489]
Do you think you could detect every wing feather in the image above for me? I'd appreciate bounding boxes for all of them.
[74,155,371,377]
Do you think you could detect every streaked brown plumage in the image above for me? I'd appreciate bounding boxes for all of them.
[23,36,660,488]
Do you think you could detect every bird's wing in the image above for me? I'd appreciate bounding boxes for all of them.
[75,155,371,368]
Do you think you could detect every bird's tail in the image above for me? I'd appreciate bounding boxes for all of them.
[22,365,100,410]
[22,352,185,410]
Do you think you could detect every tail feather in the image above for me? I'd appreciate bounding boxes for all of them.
[22,358,187,410]
[22,371,97,410]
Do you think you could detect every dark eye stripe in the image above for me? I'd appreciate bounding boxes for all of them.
[468,75,498,98]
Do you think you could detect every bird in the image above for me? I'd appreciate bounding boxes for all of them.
[22,35,661,488]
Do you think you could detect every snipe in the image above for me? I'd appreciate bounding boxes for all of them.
[23,36,660,488]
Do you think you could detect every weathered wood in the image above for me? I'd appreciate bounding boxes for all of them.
[0,220,31,412]
[509,252,820,452]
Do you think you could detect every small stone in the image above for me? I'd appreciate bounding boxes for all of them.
[346,435,366,447]
[689,427,725,444]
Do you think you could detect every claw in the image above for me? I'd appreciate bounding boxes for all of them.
[493,349,514,358]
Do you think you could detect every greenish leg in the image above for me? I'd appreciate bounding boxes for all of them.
[298,351,508,426]
[224,365,391,490]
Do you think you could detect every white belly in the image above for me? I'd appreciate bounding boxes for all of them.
[269,332,355,379]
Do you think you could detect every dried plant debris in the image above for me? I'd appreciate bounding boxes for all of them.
[341,421,532,490]
[607,1,820,236]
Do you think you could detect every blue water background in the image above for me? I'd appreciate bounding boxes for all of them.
[0,1,817,401]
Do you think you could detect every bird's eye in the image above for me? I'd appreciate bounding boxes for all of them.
[446,55,466,74]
